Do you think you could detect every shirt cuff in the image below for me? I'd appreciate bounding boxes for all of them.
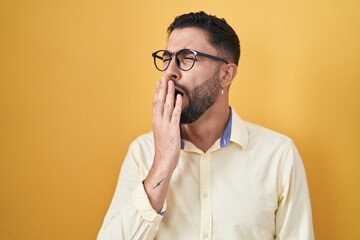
[132,182,167,223]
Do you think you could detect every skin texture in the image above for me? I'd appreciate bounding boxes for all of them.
[174,65,221,124]
[144,27,238,213]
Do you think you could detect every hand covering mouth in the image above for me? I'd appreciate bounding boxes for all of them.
[174,87,185,98]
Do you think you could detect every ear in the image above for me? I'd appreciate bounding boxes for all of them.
[220,63,238,88]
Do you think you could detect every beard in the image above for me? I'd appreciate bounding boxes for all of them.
[174,67,221,124]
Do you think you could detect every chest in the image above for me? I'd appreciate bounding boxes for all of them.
[160,150,279,239]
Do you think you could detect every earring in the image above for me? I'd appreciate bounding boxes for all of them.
[221,85,224,95]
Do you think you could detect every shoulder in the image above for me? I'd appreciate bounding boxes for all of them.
[245,121,291,142]
[241,120,296,153]
[239,121,303,175]
[131,132,154,145]
[230,109,294,151]
[123,132,155,172]
[129,132,154,152]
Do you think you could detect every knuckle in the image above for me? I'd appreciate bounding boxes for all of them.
[172,109,180,119]
[164,102,171,110]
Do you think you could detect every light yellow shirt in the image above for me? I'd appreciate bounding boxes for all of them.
[97,109,314,240]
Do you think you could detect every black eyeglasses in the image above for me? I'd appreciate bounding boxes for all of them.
[152,49,229,71]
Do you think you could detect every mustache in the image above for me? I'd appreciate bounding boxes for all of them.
[164,74,190,97]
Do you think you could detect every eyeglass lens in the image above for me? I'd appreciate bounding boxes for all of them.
[154,49,196,71]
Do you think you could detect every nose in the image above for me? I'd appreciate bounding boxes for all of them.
[164,56,181,81]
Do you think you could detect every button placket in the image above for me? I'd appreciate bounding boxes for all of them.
[199,154,212,239]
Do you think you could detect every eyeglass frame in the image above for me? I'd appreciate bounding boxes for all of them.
[151,48,229,72]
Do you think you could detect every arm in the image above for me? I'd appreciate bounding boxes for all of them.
[144,77,182,213]
[275,141,315,239]
[97,142,163,240]
[97,76,182,240]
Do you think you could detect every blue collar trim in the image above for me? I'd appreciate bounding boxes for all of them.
[220,110,232,148]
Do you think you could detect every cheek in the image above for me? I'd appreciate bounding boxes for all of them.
[178,74,195,93]
[181,68,210,87]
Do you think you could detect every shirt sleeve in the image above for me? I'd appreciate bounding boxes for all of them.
[97,140,165,240]
[275,140,315,240]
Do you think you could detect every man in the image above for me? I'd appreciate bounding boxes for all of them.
[98,11,314,240]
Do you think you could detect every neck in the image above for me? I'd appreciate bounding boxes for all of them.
[181,102,231,153]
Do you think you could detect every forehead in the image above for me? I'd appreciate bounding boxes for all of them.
[166,27,216,53]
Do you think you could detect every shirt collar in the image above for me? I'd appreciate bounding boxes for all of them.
[180,107,248,151]
[220,109,232,148]
[230,108,249,150]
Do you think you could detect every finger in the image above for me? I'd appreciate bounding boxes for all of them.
[155,80,160,94]
[171,94,182,125]
[153,76,168,120]
[152,80,161,124]
[163,80,175,121]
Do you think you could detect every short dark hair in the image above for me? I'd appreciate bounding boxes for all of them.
[168,11,240,65]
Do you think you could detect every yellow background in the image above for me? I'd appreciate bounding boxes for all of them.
[1,0,359,239]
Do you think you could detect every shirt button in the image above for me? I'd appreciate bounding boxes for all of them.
[202,233,208,238]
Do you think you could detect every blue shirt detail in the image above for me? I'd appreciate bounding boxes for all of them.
[220,110,232,148]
